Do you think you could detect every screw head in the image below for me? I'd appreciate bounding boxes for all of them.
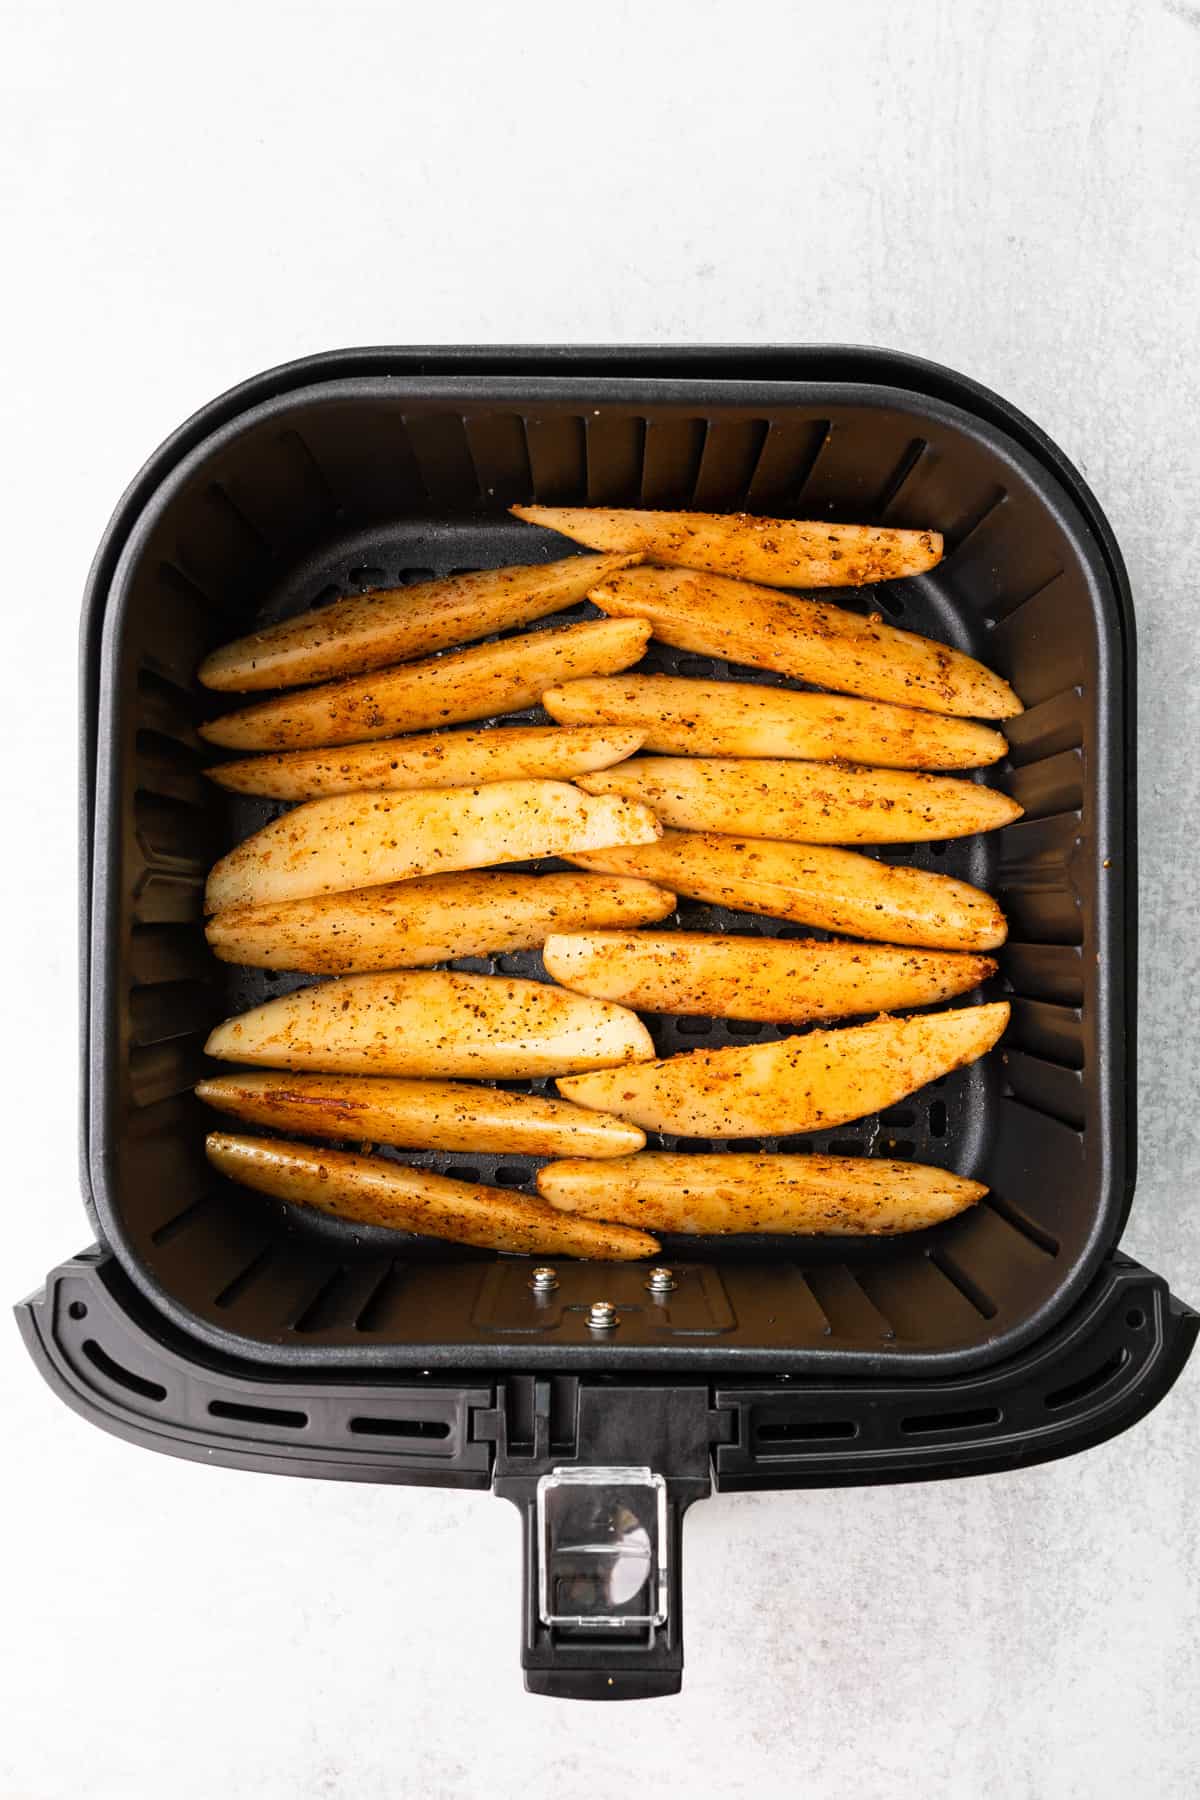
[530,1265,558,1292]
[646,1267,676,1293]
[587,1299,619,1329]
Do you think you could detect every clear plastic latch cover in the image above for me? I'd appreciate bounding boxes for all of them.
[536,1466,669,1630]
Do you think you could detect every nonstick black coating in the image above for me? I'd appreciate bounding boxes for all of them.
[84,357,1132,1371]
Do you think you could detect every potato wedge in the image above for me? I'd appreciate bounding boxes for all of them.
[197,1073,646,1157]
[511,505,942,590]
[206,1133,659,1258]
[199,617,653,751]
[537,1153,987,1235]
[568,831,1007,952]
[544,675,1007,769]
[207,872,677,974]
[588,566,1022,719]
[204,780,662,913]
[198,553,638,692]
[556,1002,1010,1137]
[578,757,1022,844]
[204,970,655,1078]
[206,725,645,801]
[542,932,995,1022]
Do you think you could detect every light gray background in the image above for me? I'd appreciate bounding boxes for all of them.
[2,2,1197,1794]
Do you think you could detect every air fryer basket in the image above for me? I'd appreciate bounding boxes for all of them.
[18,345,1193,1700]
[87,357,1130,1372]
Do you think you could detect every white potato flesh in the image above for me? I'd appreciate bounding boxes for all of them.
[206,1133,659,1258]
[544,675,1008,769]
[569,831,1007,952]
[511,505,942,589]
[196,1073,646,1157]
[198,553,638,692]
[578,757,1022,844]
[206,725,645,800]
[199,617,653,751]
[537,1154,988,1235]
[555,1002,1010,1137]
[588,566,1022,719]
[204,780,662,913]
[204,970,656,1078]
[542,932,996,1022]
[206,872,678,974]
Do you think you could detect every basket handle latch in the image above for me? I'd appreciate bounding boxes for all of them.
[489,1380,716,1699]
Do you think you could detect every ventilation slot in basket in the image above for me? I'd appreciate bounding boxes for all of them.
[214,1246,275,1309]
[136,666,203,743]
[130,980,213,1049]
[900,1404,1003,1435]
[745,418,830,506]
[523,414,587,505]
[998,814,1086,947]
[987,568,1065,627]
[292,1269,351,1334]
[347,1416,452,1439]
[355,1263,407,1333]
[1005,686,1085,766]
[584,414,645,505]
[403,414,480,505]
[640,417,708,506]
[1006,1000,1084,1070]
[150,1194,214,1247]
[940,485,1007,557]
[1044,1350,1129,1411]
[462,413,534,504]
[129,1041,208,1109]
[927,1251,998,1321]
[208,1399,308,1429]
[692,418,769,506]
[1004,1054,1086,1132]
[756,1417,858,1444]
[129,923,211,988]
[875,436,931,520]
[1009,749,1085,823]
[982,1196,1060,1258]
[82,1340,167,1402]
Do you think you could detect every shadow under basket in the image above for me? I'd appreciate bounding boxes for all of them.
[21,346,1193,1700]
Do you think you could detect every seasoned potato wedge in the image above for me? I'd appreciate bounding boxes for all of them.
[197,1072,646,1157]
[206,1133,659,1258]
[511,505,942,590]
[542,932,995,1022]
[204,780,661,913]
[588,566,1022,719]
[544,675,1007,769]
[199,617,652,751]
[206,725,645,801]
[556,1002,1010,1137]
[198,553,637,692]
[205,970,655,1078]
[569,831,1007,951]
[207,872,677,974]
[578,757,1022,844]
[538,1153,988,1235]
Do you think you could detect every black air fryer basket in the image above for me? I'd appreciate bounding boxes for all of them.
[19,346,1196,1699]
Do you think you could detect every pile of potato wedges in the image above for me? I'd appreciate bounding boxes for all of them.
[195,507,1022,1259]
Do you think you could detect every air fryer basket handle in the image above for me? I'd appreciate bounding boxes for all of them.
[488,1381,715,1699]
[17,1251,1198,1699]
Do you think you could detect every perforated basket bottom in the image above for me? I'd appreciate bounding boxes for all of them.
[211,516,1005,1267]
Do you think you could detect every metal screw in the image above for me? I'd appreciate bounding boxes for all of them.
[587,1299,619,1329]
[646,1267,676,1294]
[530,1266,559,1292]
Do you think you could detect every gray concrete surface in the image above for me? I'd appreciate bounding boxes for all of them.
[1,1,1197,1794]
